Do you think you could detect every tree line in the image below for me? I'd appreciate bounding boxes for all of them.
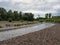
[0,7,60,23]
[0,7,34,21]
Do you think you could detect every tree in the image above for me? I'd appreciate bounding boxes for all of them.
[8,18,12,22]
[0,7,7,20]
[49,13,51,18]
[7,10,13,21]
[13,11,19,21]
[7,10,12,18]
[0,7,35,21]
[22,13,34,21]
[45,13,49,19]
[19,11,22,20]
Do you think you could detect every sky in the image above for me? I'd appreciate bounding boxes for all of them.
[0,0,60,18]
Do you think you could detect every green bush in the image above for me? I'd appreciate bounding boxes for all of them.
[39,20,43,23]
[0,26,3,28]
[14,24,21,26]
[8,18,12,22]
[54,20,60,23]
[6,24,11,27]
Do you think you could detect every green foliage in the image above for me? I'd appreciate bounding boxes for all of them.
[8,18,12,22]
[45,13,49,19]
[0,7,60,23]
[7,10,13,21]
[22,13,34,21]
[39,20,43,23]
[14,24,21,26]
[49,13,51,18]
[13,11,19,21]
[0,26,3,28]
[0,7,7,20]
[0,7,34,21]
[45,13,52,19]
[6,24,11,27]
[19,12,22,20]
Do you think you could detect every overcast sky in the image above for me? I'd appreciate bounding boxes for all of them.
[0,0,60,18]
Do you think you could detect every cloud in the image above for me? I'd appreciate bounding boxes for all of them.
[0,0,9,2]
[0,0,60,17]
[53,5,60,10]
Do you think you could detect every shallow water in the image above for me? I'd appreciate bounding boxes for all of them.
[0,23,55,41]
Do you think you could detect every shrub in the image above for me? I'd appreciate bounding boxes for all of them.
[8,18,12,22]
[0,26,3,28]
[6,24,11,27]
[14,24,21,26]
[39,20,43,23]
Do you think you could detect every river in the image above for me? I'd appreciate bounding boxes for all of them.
[0,23,55,41]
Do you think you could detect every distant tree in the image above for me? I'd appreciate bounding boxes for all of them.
[7,10,13,21]
[8,18,12,22]
[13,11,19,21]
[49,13,51,18]
[29,13,34,21]
[22,13,34,21]
[0,7,35,21]
[0,7,7,20]
[19,11,22,20]
[45,13,49,19]
[7,10,13,18]
[36,15,40,21]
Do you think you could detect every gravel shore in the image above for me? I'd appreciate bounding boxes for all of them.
[0,24,60,45]
[0,21,39,32]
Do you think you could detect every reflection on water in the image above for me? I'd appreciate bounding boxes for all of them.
[0,23,55,41]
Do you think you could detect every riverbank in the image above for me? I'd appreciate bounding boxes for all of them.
[0,24,60,45]
[0,21,39,31]
[0,23,54,41]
